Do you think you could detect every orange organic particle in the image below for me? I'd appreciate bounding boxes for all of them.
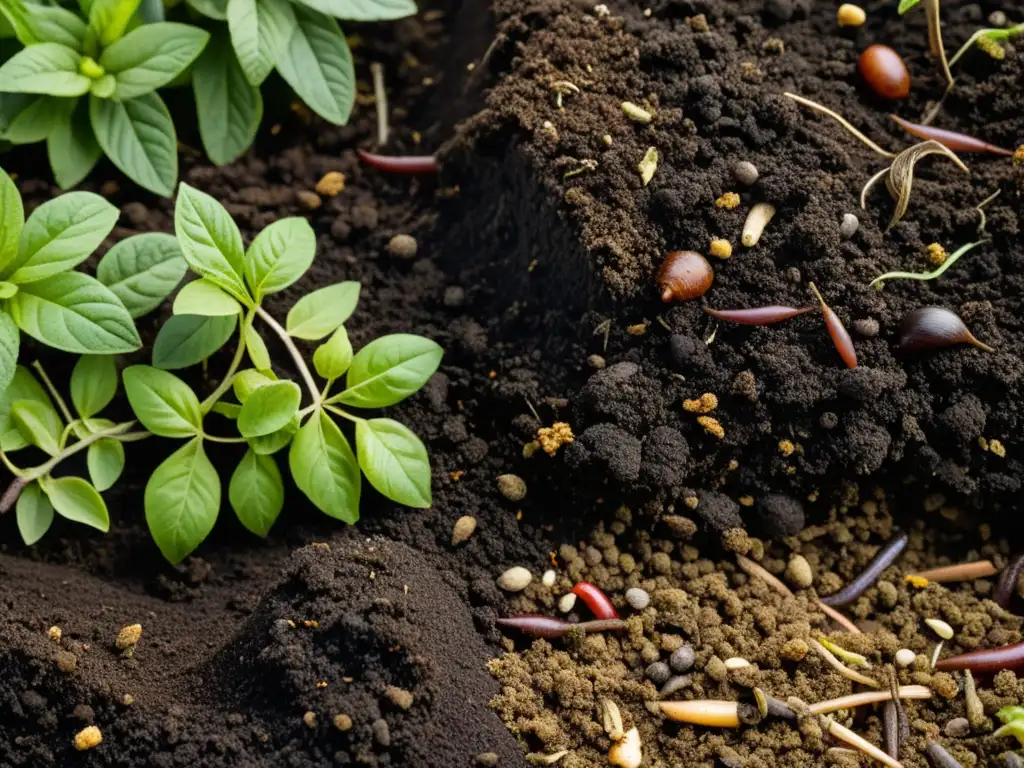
[683,393,718,414]
[738,495,754,507]
[549,551,559,567]
[926,243,947,266]
[904,575,929,589]
[715,192,740,209]
[489,370,497,379]
[516,511,523,521]
[1014,145,1024,166]
[990,439,1006,458]
[778,439,795,457]
[537,422,575,455]
[449,470,466,481]
[315,172,346,197]
[697,416,725,439]
[317,681,328,689]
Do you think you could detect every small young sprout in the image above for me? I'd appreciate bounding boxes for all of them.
[608,727,642,768]
[869,240,989,290]
[638,147,659,185]
[741,203,776,246]
[898,0,953,87]
[621,102,654,123]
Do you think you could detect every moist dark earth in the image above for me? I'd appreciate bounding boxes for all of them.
[2,0,1024,766]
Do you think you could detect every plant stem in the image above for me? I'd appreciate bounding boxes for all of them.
[784,93,895,159]
[31,360,74,424]
[0,447,24,477]
[0,476,25,513]
[324,404,364,424]
[200,310,250,415]
[924,0,954,87]
[22,421,135,482]
[371,62,389,147]
[202,433,247,444]
[255,305,320,406]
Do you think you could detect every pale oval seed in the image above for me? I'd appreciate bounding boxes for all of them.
[895,648,916,667]
[497,566,533,592]
[559,592,578,613]
[724,657,751,670]
[786,555,814,588]
[542,569,557,587]
[625,587,651,610]
[840,213,860,239]
[925,618,954,640]
[732,161,759,186]
[837,3,866,27]
[496,474,527,502]
[451,516,477,545]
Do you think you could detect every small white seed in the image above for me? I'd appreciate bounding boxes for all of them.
[895,648,916,667]
[608,727,642,768]
[558,593,577,613]
[497,566,532,592]
[542,569,557,587]
[724,657,751,670]
[840,213,860,239]
[600,699,625,742]
[785,555,814,588]
[741,202,776,247]
[837,3,866,27]
[621,102,653,123]
[925,618,954,640]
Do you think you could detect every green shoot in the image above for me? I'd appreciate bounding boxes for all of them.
[869,239,989,290]
[949,23,1024,68]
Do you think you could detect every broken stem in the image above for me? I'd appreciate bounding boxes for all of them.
[784,93,895,159]
[924,0,954,87]
[371,62,389,147]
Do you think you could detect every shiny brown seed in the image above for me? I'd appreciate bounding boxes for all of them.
[657,251,713,302]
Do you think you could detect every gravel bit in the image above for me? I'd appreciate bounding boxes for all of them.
[497,566,532,592]
[944,717,970,738]
[670,644,696,673]
[625,587,651,610]
[732,161,759,186]
[840,213,860,239]
[388,234,418,259]
[659,674,693,698]
[645,661,671,685]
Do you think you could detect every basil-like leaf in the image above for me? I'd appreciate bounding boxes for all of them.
[16,481,53,545]
[48,99,102,190]
[0,311,18,392]
[1,0,87,47]
[312,325,351,380]
[152,313,236,370]
[0,167,22,273]
[100,22,210,100]
[274,6,354,125]
[145,437,219,563]
[87,436,124,491]
[0,365,56,452]
[96,232,187,318]
[11,398,62,455]
[4,191,118,284]
[3,95,62,144]
[40,475,109,531]
[237,379,300,437]
[87,0,141,49]
[226,0,294,86]
[356,417,430,508]
[291,0,415,20]
[332,334,442,409]
[122,364,203,437]
[8,271,141,353]
[185,0,226,20]
[70,354,117,418]
[174,182,249,301]
[229,448,283,536]
[244,217,315,298]
[192,28,261,166]
[232,366,273,402]
[172,278,241,317]
[897,0,921,13]
[248,414,296,454]
[0,43,90,97]
[243,316,270,370]
[285,281,359,340]
[89,91,177,197]
[289,409,360,522]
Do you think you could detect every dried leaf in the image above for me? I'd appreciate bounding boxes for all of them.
[638,147,658,185]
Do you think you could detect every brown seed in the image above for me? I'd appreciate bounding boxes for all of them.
[388,234,418,259]
[334,713,353,731]
[296,190,322,210]
[451,515,477,545]
[859,45,910,99]
[496,474,527,502]
[657,251,713,302]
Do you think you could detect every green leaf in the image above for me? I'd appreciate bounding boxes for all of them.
[137,0,163,23]
[16,481,53,545]
[185,0,227,20]
[333,334,442,408]
[0,365,56,452]
[87,0,141,49]
[48,99,102,190]
[229,448,282,536]
[244,217,315,298]
[100,23,209,101]
[897,0,921,13]
[285,281,359,340]
[0,311,19,392]
[232,366,273,402]
[211,400,240,419]
[275,6,354,125]
[3,96,62,144]
[90,73,116,99]
[356,417,430,508]
[237,379,300,437]
[11,399,62,455]
[173,278,241,317]
[289,409,360,522]
[248,414,296,454]
[312,325,351,380]
[8,272,142,354]
[96,232,187,318]
[292,0,415,20]
[227,0,294,86]
[89,91,177,198]
[173,182,249,302]
[87,436,124,490]
[0,168,22,273]
[152,313,236,370]
[40,475,109,531]
[145,437,219,563]
[70,354,117,418]
[0,0,87,48]
[123,364,202,437]
[192,28,261,166]
[0,283,16,299]
[0,43,90,97]
[243,316,270,370]
[4,191,118,284]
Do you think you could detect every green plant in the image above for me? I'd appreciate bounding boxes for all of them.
[0,0,210,195]
[949,21,1024,68]
[995,706,1024,747]
[0,175,442,564]
[898,0,953,87]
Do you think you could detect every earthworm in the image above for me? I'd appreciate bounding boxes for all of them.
[704,306,815,325]
[883,701,899,760]
[820,532,909,606]
[891,115,1014,156]
[571,582,620,620]
[809,283,857,369]
[933,640,1024,674]
[495,615,626,638]
[357,151,438,174]
[994,553,1024,608]
[925,740,965,768]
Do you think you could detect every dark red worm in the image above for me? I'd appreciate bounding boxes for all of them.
[891,115,1014,157]
[495,615,627,638]
[809,283,857,369]
[571,581,620,620]
[819,532,909,606]
[704,306,815,325]
[933,640,1024,674]
[994,553,1024,608]
[357,150,438,174]
[925,740,965,768]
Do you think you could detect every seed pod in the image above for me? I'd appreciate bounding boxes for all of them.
[891,115,1014,156]
[809,283,857,369]
[357,151,438,174]
[859,45,910,99]
[897,307,995,354]
[657,251,713,302]
[741,202,776,247]
[705,306,814,325]
[572,581,620,620]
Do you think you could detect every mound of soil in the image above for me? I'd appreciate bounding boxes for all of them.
[443,0,1024,532]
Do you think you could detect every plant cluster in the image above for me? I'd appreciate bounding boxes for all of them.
[0,0,416,194]
[0,167,442,563]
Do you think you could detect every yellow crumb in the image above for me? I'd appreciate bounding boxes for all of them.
[48,626,62,642]
[684,496,699,509]
[683,393,719,414]
[778,439,795,457]
[315,171,345,197]
[990,439,1006,458]
[727,459,739,471]
[926,243,947,266]
[697,416,725,439]
[74,726,102,751]
[449,470,465,481]
[627,321,648,336]
[115,624,142,650]
[1015,145,1024,166]
[784,466,796,474]
[978,436,989,451]
[715,192,740,209]
[738,495,754,507]
[537,422,575,455]
[904,575,929,589]
[709,238,732,259]
[303,620,319,628]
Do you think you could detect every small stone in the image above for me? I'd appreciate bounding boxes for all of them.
[625,587,650,610]
[372,717,391,746]
[333,714,353,731]
[56,651,77,673]
[732,161,759,186]
[296,190,322,210]
[853,318,879,338]
[895,649,916,667]
[385,686,413,710]
[945,717,970,738]
[115,623,142,650]
[785,555,814,588]
[542,570,557,587]
[840,213,859,239]
[497,566,532,592]
[669,644,695,673]
[303,711,317,728]
[646,661,671,685]
[388,234,418,259]
[989,10,1007,26]
[315,171,345,196]
[475,753,499,767]
[496,474,527,502]
[659,675,692,698]
[73,725,102,751]
[781,638,809,662]
[587,354,606,369]
[451,515,477,545]
[558,593,577,613]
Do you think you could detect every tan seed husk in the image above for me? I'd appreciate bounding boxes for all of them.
[451,516,477,545]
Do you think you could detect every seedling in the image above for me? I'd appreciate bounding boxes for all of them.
[898,0,953,87]
[0,174,442,564]
[869,238,989,289]
[949,22,1024,68]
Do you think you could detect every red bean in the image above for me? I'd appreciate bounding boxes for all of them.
[571,582,620,620]
[859,45,910,99]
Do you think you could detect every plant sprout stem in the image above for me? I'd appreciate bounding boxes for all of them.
[202,433,248,444]
[869,239,989,289]
[22,421,137,483]
[324,404,364,424]
[31,360,74,424]
[0,476,25,512]
[371,62,389,147]
[200,311,250,415]
[924,0,954,87]
[256,305,320,405]
[949,23,1024,68]
[783,93,895,158]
